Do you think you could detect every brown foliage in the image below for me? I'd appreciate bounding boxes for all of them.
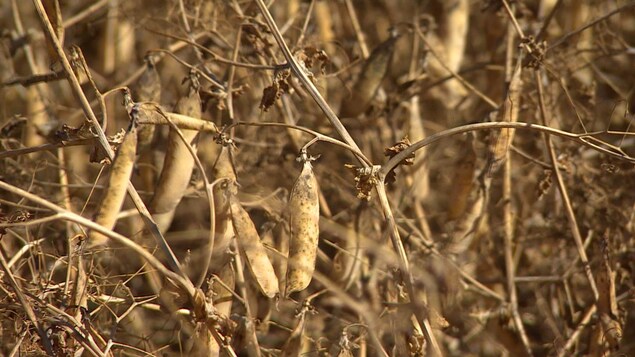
[1,1,635,356]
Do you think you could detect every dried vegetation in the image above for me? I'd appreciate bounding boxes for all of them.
[1,0,635,356]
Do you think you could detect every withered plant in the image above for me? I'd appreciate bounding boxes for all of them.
[1,1,635,356]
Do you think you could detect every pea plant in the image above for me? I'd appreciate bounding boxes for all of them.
[1,1,634,356]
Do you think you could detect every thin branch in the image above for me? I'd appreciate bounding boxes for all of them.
[381,121,635,179]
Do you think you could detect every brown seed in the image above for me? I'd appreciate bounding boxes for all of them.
[286,160,320,295]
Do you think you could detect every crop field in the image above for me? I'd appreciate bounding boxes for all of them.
[0,1,634,356]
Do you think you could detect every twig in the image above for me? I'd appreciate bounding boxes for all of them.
[343,0,369,58]
[222,120,371,165]
[31,0,188,286]
[0,181,192,295]
[547,1,635,52]
[534,71,599,300]
[0,251,55,355]
[1,70,65,87]
[381,121,635,178]
[252,0,363,158]
[415,27,498,109]
[500,16,532,355]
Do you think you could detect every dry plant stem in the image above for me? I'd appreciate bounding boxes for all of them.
[381,121,635,177]
[58,149,80,294]
[0,251,55,355]
[62,0,108,28]
[231,240,263,357]
[0,181,196,299]
[294,0,316,47]
[534,71,599,301]
[503,152,533,356]
[161,114,218,289]
[223,121,371,165]
[374,185,444,356]
[558,301,596,357]
[145,28,282,70]
[415,27,497,109]
[34,296,107,356]
[31,0,186,281]
[254,2,439,354]
[501,0,526,39]
[547,1,635,51]
[343,0,369,58]
[500,16,532,355]
[406,24,432,240]
[11,0,41,81]
[1,70,65,87]
[310,271,390,357]
[252,0,363,158]
[536,0,563,41]
[151,49,224,89]
[71,45,109,130]
[227,25,242,122]
[7,238,45,268]
[0,139,88,160]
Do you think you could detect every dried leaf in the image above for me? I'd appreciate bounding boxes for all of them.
[384,136,414,184]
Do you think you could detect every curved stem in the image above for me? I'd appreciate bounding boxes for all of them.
[380,121,635,180]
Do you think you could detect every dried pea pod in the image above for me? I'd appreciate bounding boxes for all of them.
[339,34,397,118]
[88,122,138,246]
[149,72,201,233]
[230,194,279,298]
[285,159,320,295]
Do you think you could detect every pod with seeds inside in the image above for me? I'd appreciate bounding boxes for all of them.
[339,34,397,118]
[230,193,279,298]
[88,122,138,246]
[285,157,320,295]
[149,71,201,233]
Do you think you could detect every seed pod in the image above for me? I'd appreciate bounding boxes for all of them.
[230,194,279,298]
[213,147,237,210]
[286,160,320,295]
[339,34,397,118]
[150,73,201,233]
[88,123,138,246]
[136,54,161,148]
